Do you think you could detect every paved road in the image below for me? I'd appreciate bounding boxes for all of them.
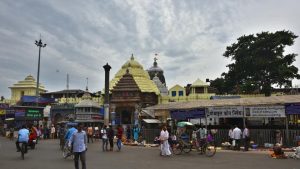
[0,137,298,169]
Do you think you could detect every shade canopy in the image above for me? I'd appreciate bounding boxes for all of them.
[177,121,193,127]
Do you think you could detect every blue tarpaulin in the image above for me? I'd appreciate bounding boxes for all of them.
[285,103,300,115]
[21,96,55,104]
[170,108,205,120]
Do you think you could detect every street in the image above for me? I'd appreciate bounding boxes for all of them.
[0,137,298,169]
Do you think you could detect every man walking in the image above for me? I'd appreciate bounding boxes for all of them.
[51,125,56,139]
[107,125,114,151]
[69,123,87,169]
[232,125,242,151]
[159,125,171,156]
[101,125,108,151]
[87,125,93,143]
[116,125,123,151]
[243,126,250,151]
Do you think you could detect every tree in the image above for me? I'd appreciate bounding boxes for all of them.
[223,30,299,96]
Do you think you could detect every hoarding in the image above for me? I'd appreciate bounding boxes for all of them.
[170,108,205,120]
[285,103,300,115]
[207,106,244,118]
[244,105,285,118]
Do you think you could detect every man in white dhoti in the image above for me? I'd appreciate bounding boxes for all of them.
[159,125,171,156]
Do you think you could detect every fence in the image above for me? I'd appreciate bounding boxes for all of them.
[142,128,300,147]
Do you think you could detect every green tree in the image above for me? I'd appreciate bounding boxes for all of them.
[223,30,299,96]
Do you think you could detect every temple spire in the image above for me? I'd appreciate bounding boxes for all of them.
[154,53,158,67]
[131,54,134,60]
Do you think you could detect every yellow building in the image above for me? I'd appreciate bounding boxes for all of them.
[9,75,46,102]
[168,79,216,102]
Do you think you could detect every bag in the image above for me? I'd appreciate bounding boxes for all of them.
[232,140,236,146]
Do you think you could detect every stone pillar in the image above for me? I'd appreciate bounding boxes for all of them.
[134,104,140,126]
[103,63,111,125]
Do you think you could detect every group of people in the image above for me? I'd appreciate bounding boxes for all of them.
[228,125,250,151]
[100,125,123,152]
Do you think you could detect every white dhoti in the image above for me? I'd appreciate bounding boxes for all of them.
[160,140,171,156]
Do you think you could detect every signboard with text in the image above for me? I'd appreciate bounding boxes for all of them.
[13,107,44,120]
[244,105,285,118]
[170,108,205,120]
[285,103,300,115]
[207,106,244,118]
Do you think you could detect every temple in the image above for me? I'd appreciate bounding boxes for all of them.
[8,75,46,103]
[109,54,159,125]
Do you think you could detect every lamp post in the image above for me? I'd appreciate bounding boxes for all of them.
[35,38,47,106]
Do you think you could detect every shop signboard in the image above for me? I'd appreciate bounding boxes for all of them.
[170,108,205,120]
[76,114,92,120]
[207,106,244,118]
[285,103,300,115]
[244,105,285,118]
[15,108,26,120]
[13,107,43,120]
[26,108,43,119]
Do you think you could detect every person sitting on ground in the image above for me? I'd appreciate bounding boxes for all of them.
[271,143,287,159]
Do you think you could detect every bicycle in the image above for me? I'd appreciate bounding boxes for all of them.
[171,138,194,155]
[20,142,27,160]
[62,141,74,159]
[199,139,217,157]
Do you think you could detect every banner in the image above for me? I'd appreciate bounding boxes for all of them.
[170,108,205,120]
[244,105,285,118]
[207,106,244,118]
[285,103,300,115]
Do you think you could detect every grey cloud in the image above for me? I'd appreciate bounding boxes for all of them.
[1,0,300,97]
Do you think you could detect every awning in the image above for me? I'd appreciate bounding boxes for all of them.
[141,109,155,118]
[5,118,15,121]
[142,119,161,124]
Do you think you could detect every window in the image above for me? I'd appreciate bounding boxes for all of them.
[21,91,25,97]
[171,91,176,97]
[178,91,184,96]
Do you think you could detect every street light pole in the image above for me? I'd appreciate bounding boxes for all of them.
[35,38,46,106]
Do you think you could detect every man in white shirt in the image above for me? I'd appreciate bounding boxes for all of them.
[101,125,108,151]
[51,125,56,139]
[69,123,87,169]
[242,126,250,151]
[159,125,171,156]
[232,125,242,151]
[228,126,234,146]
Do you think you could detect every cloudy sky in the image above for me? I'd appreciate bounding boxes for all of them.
[1,0,300,98]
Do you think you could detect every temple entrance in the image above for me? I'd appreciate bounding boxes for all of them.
[122,110,131,124]
[115,106,135,125]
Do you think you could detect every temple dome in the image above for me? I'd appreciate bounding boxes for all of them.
[110,54,160,94]
[75,88,100,108]
[121,54,144,69]
[147,55,166,85]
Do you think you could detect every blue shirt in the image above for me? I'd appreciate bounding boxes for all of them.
[65,127,77,141]
[69,131,87,152]
[18,128,29,142]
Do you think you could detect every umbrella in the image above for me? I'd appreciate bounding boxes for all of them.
[177,121,193,127]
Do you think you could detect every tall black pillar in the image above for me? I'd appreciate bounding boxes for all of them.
[103,63,111,125]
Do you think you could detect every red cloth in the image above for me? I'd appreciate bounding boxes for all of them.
[117,127,123,139]
[29,128,37,141]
